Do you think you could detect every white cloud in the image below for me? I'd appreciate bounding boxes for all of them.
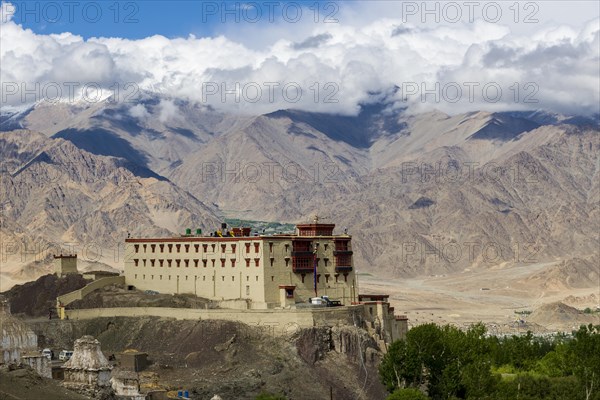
[0,1,598,116]
[128,104,149,120]
[157,99,181,123]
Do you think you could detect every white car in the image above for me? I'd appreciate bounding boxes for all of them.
[41,348,53,360]
[58,350,73,361]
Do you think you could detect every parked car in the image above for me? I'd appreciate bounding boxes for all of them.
[59,350,73,361]
[41,348,53,360]
[309,296,342,307]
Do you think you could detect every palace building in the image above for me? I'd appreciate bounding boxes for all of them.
[124,220,358,309]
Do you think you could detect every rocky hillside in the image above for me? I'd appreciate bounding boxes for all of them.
[1,97,598,285]
[0,128,221,289]
[28,316,387,400]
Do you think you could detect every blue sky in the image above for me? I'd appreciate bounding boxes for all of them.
[1,1,599,115]
[7,0,341,39]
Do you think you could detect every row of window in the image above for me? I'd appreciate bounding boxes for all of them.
[133,274,261,282]
[133,242,344,255]
[133,242,262,254]
[132,257,341,269]
[132,258,261,268]
[131,273,349,283]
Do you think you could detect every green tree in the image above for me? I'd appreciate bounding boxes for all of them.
[570,324,600,400]
[380,339,418,392]
[386,388,429,400]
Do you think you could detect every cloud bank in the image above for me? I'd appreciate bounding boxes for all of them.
[1,2,598,116]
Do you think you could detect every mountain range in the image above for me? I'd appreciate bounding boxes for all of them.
[1,94,598,290]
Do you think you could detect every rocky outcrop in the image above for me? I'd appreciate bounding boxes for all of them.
[295,326,382,366]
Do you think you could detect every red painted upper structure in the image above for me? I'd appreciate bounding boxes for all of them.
[296,223,336,236]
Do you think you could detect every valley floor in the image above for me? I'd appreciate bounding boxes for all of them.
[360,261,600,332]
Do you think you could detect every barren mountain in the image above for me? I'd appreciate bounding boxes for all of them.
[0,129,220,289]
[1,97,598,295]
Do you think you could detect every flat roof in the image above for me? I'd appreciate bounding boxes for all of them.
[125,234,351,243]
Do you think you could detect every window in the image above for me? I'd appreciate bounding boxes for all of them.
[293,257,312,270]
[203,244,208,252]
[194,259,199,268]
[211,244,216,251]
[232,276,235,281]
[254,258,260,267]
[176,260,181,268]
[317,274,321,283]
[222,276,225,281]
[184,260,189,267]
[184,244,190,252]
[159,260,164,267]
[142,259,147,266]
[211,259,215,267]
[160,275,162,280]
[335,240,350,251]
[269,242,273,252]
[231,244,236,253]
[134,274,137,279]
[285,259,290,267]
[167,260,172,267]
[271,276,274,281]
[176,244,181,253]
[255,276,259,281]
[324,243,328,251]
[134,259,139,266]
[168,244,173,253]
[245,243,251,253]
[246,276,249,281]
[301,274,305,283]
[203,276,206,281]
[169,276,171,280]
[159,244,164,253]
[254,243,260,253]
[285,288,294,298]
[150,259,155,267]
[246,259,250,267]
[231,259,236,268]
[134,245,139,253]
[246,285,250,296]
[344,273,348,282]
[325,274,330,283]
[324,259,329,267]
[221,259,226,268]
[203,260,207,268]
[151,244,156,252]
[335,274,339,283]
[194,244,199,253]
[185,276,188,281]
[151,275,154,280]
[284,244,290,252]
[142,274,145,280]
[143,244,147,253]
[221,244,226,253]
[270,258,274,267]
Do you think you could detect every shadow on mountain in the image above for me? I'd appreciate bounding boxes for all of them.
[168,126,199,140]
[468,115,540,141]
[53,128,152,170]
[266,103,407,148]
[409,197,435,209]
[0,107,34,132]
